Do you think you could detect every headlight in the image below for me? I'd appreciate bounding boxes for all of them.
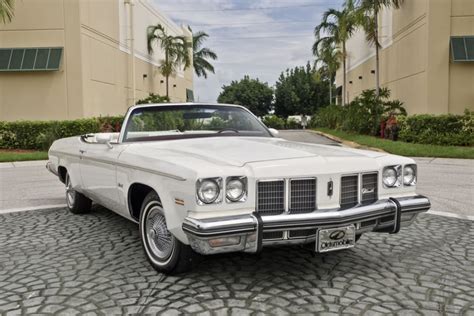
[226,177,247,202]
[196,178,222,204]
[382,165,401,188]
[403,164,417,186]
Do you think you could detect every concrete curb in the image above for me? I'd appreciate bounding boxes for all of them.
[428,210,474,221]
[0,160,48,169]
[308,130,387,153]
[0,204,66,215]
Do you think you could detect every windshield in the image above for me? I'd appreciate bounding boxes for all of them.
[122,104,271,142]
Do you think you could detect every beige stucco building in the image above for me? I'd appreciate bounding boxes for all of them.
[335,0,473,114]
[0,0,194,121]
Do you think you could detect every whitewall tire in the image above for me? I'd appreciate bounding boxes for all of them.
[139,191,199,274]
[65,173,92,214]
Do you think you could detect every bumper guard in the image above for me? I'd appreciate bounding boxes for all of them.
[182,195,430,255]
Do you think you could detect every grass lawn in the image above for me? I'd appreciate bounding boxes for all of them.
[0,149,48,162]
[314,128,474,159]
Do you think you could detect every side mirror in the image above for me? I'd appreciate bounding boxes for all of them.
[268,128,279,137]
[96,134,113,149]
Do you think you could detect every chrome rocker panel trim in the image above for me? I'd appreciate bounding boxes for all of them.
[182,195,430,255]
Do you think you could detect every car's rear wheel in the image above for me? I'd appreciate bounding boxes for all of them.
[65,173,92,214]
[139,191,199,274]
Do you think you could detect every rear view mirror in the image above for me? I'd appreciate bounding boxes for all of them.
[268,128,279,137]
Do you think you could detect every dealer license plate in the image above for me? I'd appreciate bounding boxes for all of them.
[317,225,356,253]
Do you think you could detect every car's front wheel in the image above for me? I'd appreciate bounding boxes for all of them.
[65,173,92,214]
[139,192,199,274]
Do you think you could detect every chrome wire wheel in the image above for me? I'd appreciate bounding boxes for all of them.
[144,203,175,262]
[65,174,75,208]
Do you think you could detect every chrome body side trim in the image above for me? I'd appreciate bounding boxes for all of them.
[182,195,430,255]
[48,150,186,181]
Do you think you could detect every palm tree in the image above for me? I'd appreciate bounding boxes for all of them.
[356,0,404,96]
[313,38,341,105]
[147,24,191,98]
[0,0,14,24]
[314,0,358,105]
[190,29,218,78]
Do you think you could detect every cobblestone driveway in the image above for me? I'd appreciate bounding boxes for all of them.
[1,208,473,315]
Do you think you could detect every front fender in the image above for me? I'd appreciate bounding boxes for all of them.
[118,166,195,244]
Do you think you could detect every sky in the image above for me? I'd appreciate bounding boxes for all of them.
[152,0,344,102]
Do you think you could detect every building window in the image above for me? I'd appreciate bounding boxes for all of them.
[0,47,63,71]
[450,36,474,62]
[186,89,194,102]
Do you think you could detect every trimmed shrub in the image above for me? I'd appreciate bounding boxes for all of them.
[286,118,300,129]
[262,115,286,129]
[312,88,406,136]
[398,111,473,146]
[312,103,473,147]
[309,105,344,129]
[0,116,124,150]
[136,93,170,104]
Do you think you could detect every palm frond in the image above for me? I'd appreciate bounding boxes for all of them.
[192,31,209,50]
[191,29,217,78]
[0,0,14,24]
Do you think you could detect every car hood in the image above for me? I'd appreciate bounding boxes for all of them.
[127,137,386,167]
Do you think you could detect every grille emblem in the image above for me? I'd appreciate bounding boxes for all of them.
[327,180,333,196]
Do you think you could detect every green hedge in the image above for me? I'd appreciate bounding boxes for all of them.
[262,115,305,130]
[312,107,473,147]
[0,116,123,150]
[398,112,473,146]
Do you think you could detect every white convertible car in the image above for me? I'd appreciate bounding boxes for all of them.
[47,103,430,273]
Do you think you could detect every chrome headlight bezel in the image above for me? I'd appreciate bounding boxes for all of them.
[196,177,223,205]
[225,176,248,203]
[382,165,402,188]
[403,164,417,186]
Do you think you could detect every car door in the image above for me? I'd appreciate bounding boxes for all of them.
[79,142,124,211]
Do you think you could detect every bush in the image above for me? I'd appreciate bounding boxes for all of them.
[398,110,473,146]
[286,118,300,129]
[262,115,286,129]
[312,101,473,147]
[312,88,406,136]
[309,105,344,129]
[136,93,170,104]
[0,116,124,150]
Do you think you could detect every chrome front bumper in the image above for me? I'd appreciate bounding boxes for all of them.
[182,195,430,255]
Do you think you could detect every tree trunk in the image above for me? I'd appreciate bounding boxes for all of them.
[375,8,380,97]
[342,41,347,106]
[165,51,169,98]
[329,74,333,105]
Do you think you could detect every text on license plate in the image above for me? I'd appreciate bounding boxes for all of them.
[317,225,356,253]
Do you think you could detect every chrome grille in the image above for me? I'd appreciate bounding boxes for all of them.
[361,173,378,205]
[289,229,316,239]
[257,180,285,215]
[289,178,316,214]
[340,175,358,209]
[262,231,284,240]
